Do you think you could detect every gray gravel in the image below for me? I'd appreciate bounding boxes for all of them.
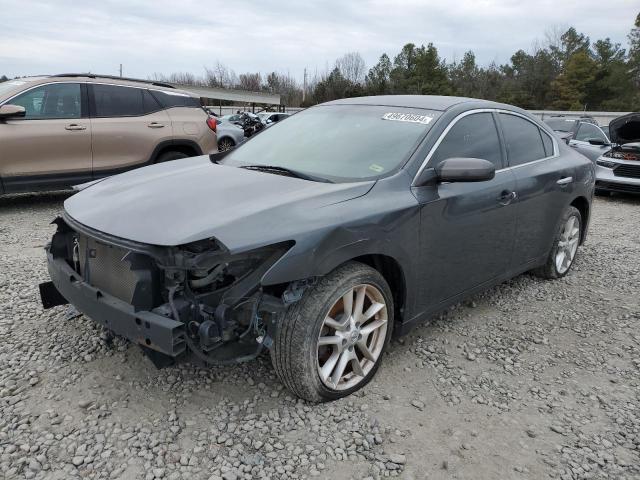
[1,191,639,480]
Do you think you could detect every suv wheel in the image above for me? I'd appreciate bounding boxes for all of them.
[534,206,582,279]
[156,151,189,163]
[272,262,393,402]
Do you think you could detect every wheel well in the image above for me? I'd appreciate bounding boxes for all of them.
[218,136,235,145]
[352,254,406,324]
[570,196,589,244]
[153,142,199,163]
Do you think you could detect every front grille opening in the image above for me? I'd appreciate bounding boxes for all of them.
[76,233,160,309]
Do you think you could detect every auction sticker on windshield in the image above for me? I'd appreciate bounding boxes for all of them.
[382,112,433,124]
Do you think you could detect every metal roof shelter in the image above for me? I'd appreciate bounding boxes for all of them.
[172,84,281,106]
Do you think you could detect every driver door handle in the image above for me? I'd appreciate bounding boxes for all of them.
[148,122,165,128]
[557,176,573,186]
[65,123,86,131]
[498,190,517,205]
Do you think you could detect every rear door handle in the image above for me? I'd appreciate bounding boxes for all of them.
[557,176,573,186]
[65,124,86,131]
[498,190,517,205]
[148,122,165,128]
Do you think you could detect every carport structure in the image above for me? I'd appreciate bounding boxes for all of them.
[173,84,282,114]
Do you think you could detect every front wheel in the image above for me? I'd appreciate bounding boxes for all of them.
[271,262,393,402]
[533,206,582,279]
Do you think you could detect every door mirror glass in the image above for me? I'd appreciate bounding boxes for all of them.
[435,157,496,183]
[0,104,26,119]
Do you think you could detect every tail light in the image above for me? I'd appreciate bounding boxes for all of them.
[206,117,217,132]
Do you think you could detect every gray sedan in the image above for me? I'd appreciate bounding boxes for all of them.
[216,120,246,152]
[544,117,610,161]
[40,95,594,402]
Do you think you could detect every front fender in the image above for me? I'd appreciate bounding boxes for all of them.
[260,207,418,288]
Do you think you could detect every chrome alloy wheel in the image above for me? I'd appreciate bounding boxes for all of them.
[556,215,580,274]
[317,284,388,391]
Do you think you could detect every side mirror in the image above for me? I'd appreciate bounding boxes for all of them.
[588,138,608,146]
[0,104,26,119]
[435,157,495,183]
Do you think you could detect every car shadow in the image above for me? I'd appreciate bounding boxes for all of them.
[0,190,73,208]
[597,192,640,205]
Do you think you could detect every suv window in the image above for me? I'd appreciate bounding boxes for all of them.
[150,90,200,108]
[499,113,547,166]
[92,84,144,117]
[430,112,503,167]
[142,90,161,114]
[575,123,607,143]
[11,83,81,119]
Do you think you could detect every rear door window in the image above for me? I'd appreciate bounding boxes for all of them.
[498,113,547,166]
[430,112,503,168]
[11,83,82,119]
[142,89,162,114]
[540,129,555,157]
[92,84,145,117]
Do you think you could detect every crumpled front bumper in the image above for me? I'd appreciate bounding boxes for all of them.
[42,249,186,357]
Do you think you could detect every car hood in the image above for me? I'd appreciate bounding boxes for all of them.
[64,156,374,250]
[609,113,640,145]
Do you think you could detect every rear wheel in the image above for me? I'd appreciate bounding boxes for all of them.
[156,151,189,163]
[272,262,393,402]
[218,137,235,152]
[533,206,582,279]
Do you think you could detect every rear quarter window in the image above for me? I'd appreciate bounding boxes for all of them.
[151,90,200,109]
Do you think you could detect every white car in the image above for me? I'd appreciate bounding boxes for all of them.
[595,113,640,195]
[257,112,291,125]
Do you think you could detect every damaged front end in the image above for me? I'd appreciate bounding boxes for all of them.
[40,214,294,368]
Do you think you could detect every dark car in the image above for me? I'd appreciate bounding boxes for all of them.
[543,116,610,161]
[39,96,594,402]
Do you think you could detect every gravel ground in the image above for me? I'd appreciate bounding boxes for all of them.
[0,192,639,480]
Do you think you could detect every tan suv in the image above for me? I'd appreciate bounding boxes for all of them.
[0,74,217,193]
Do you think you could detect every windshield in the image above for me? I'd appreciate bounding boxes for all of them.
[220,104,440,182]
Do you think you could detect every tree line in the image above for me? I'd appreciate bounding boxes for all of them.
[3,14,638,111]
[310,15,640,111]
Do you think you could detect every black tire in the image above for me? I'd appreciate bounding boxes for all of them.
[218,137,235,152]
[533,206,582,279]
[271,262,394,402]
[156,151,189,163]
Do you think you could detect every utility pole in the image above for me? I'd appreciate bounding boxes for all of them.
[302,68,307,104]
[119,64,122,77]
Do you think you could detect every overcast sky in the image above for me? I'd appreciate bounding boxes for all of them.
[0,0,637,83]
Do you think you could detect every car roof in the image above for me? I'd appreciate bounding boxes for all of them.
[321,95,507,112]
[6,74,193,96]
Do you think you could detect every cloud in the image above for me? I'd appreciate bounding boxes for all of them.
[0,0,636,81]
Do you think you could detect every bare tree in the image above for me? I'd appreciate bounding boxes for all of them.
[204,62,238,88]
[335,52,366,84]
[238,72,262,91]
